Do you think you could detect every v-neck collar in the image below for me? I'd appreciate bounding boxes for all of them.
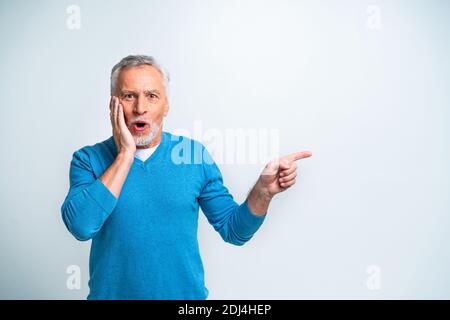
[134,132,167,166]
[107,131,168,167]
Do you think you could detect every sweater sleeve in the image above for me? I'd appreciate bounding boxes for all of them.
[61,148,117,241]
[198,147,266,246]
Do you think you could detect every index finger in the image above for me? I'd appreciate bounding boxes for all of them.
[285,151,312,162]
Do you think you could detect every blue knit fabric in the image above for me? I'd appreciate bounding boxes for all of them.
[61,131,266,299]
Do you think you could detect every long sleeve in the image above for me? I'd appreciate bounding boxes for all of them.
[61,148,117,241]
[198,147,266,246]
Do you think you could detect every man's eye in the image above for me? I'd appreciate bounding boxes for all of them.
[124,94,134,100]
[148,93,159,99]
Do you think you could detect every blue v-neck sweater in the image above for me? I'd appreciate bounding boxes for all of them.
[61,131,266,300]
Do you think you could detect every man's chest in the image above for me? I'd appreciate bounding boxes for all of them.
[108,163,204,228]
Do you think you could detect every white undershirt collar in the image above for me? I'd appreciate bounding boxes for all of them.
[134,143,160,162]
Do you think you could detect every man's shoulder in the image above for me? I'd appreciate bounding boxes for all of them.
[164,131,215,166]
[164,131,205,149]
[163,131,203,145]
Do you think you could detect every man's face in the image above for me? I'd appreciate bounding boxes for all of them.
[115,65,169,147]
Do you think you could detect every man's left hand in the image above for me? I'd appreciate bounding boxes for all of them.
[259,151,313,197]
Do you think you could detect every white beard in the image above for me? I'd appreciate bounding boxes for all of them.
[133,121,162,147]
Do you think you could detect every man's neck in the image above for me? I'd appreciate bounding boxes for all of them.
[136,131,162,150]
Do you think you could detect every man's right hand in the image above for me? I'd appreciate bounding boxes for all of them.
[110,96,136,156]
[99,96,136,199]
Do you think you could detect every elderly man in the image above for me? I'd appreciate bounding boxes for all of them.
[61,55,312,300]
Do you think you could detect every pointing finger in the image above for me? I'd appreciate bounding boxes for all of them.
[286,151,312,162]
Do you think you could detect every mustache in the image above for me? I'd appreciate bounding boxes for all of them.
[127,118,162,131]
[129,118,149,125]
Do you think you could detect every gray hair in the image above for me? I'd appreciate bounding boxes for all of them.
[110,55,170,96]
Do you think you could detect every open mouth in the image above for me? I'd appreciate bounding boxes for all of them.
[133,121,149,131]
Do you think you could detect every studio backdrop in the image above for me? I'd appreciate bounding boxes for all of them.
[0,0,449,299]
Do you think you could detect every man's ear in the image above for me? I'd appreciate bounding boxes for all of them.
[164,103,169,117]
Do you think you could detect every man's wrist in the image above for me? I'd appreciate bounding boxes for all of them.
[117,150,135,164]
[255,179,274,201]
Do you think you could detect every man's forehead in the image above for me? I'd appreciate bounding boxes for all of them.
[118,65,164,89]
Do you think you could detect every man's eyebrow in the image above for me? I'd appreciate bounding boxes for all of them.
[119,89,161,95]
[119,90,137,95]
[144,89,161,95]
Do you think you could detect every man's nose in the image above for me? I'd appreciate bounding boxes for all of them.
[133,95,148,115]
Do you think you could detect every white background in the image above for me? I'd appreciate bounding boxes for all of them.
[0,0,449,299]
